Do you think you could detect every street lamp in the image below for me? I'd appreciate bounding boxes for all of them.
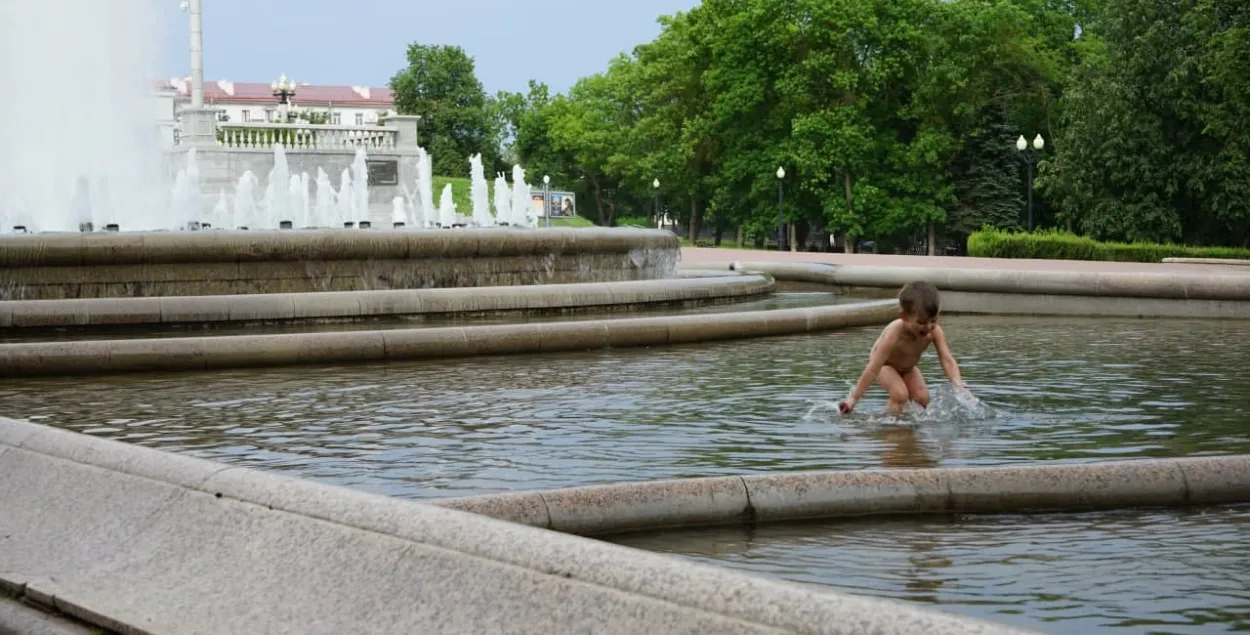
[652,178,661,228]
[272,74,297,122]
[542,174,551,228]
[1016,134,1044,231]
[776,166,786,251]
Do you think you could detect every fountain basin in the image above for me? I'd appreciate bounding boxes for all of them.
[0,226,679,299]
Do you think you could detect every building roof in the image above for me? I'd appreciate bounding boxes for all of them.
[161,78,394,107]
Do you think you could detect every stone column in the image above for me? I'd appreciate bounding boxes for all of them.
[390,115,423,151]
[178,107,220,148]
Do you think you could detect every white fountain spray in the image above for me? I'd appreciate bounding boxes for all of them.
[350,148,369,226]
[0,0,168,233]
[264,143,292,230]
[286,175,303,227]
[313,168,334,228]
[299,172,311,227]
[493,172,513,226]
[336,168,355,227]
[233,171,258,229]
[437,184,457,228]
[211,190,229,229]
[170,148,203,229]
[416,148,437,229]
[510,165,532,228]
[391,196,408,228]
[468,154,494,227]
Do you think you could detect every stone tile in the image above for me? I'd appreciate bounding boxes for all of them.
[299,331,386,364]
[537,322,609,352]
[10,300,91,327]
[107,337,207,373]
[382,328,470,360]
[86,297,164,325]
[290,291,363,319]
[226,294,296,321]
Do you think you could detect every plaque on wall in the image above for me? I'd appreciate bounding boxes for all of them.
[366,159,399,185]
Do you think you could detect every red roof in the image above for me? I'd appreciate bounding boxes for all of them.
[159,78,394,107]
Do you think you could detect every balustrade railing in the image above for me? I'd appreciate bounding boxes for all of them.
[212,122,398,151]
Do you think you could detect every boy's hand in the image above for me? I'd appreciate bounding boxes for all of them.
[839,397,856,414]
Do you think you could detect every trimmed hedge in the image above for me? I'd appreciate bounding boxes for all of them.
[967,228,1250,262]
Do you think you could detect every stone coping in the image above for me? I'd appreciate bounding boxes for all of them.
[1162,257,1250,266]
[0,416,1036,634]
[721,261,1250,302]
[433,456,1250,537]
[0,274,773,329]
[0,226,678,267]
[0,299,896,377]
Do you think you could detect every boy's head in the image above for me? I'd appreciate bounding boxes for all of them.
[898,281,941,336]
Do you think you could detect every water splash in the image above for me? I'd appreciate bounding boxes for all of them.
[510,165,531,228]
[313,168,334,228]
[493,172,513,225]
[437,183,457,228]
[468,153,494,227]
[416,147,436,228]
[804,384,997,428]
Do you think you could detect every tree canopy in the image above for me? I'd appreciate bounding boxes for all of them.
[390,0,1250,249]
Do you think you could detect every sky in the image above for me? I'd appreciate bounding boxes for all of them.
[159,0,700,95]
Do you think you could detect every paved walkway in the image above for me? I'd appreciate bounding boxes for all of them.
[680,247,1250,275]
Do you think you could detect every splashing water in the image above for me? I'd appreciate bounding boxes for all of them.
[803,384,997,428]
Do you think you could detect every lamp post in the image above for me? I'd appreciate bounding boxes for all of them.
[775,166,785,251]
[1016,134,1044,231]
[272,74,297,122]
[652,178,660,228]
[179,0,203,108]
[542,174,551,228]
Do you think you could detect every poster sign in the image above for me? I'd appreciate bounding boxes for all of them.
[529,191,577,218]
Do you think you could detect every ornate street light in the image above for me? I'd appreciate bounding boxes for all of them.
[776,166,786,251]
[1016,134,1044,231]
[543,174,551,228]
[652,178,661,228]
[271,74,297,122]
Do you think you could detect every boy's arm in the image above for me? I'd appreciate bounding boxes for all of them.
[932,325,966,389]
[844,324,897,408]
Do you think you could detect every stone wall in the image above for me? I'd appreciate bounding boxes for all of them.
[0,227,680,299]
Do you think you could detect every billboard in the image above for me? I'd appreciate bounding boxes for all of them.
[530,191,577,218]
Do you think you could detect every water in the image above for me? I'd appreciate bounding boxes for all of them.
[2,316,1247,497]
[494,172,513,225]
[0,0,168,233]
[611,506,1250,634]
[469,153,494,227]
[438,184,457,228]
[511,164,533,227]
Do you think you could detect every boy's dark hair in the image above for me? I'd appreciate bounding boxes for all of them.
[898,281,941,318]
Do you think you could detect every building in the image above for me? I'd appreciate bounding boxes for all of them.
[162,77,396,128]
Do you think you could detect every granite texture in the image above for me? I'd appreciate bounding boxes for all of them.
[436,456,1250,534]
[723,261,1250,303]
[0,227,680,299]
[0,595,101,635]
[0,416,1038,635]
[0,299,898,377]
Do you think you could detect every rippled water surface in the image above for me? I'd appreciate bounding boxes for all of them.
[613,505,1250,634]
[1,315,1247,498]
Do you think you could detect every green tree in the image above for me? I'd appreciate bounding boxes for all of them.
[389,43,498,177]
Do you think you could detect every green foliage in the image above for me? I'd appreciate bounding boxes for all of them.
[389,43,505,176]
[399,0,1248,252]
[968,228,1250,261]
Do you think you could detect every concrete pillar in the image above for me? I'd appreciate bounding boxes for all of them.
[189,0,204,108]
[178,107,219,148]
[390,115,423,150]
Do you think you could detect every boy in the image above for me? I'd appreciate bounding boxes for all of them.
[840,280,968,415]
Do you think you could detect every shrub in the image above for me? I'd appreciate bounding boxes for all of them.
[966,228,1250,262]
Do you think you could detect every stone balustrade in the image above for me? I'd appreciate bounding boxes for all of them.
[213,122,398,151]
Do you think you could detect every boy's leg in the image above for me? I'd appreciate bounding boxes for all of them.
[876,366,910,415]
[902,368,930,408]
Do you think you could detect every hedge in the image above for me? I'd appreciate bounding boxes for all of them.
[966,228,1250,262]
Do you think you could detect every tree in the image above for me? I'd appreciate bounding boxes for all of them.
[389,43,498,177]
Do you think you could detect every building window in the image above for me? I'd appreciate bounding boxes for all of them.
[332,112,341,125]
[265,108,275,122]
[242,110,251,122]
[354,112,364,126]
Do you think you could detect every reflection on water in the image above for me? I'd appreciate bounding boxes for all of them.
[611,505,1250,635]
[0,316,1246,499]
